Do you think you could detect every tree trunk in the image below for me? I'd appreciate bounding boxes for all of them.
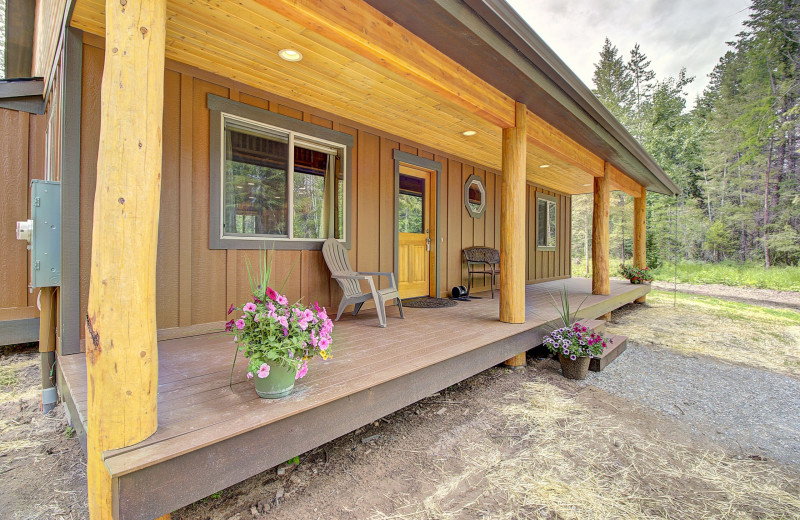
[764,137,773,269]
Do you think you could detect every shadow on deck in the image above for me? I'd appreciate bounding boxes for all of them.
[57,278,648,520]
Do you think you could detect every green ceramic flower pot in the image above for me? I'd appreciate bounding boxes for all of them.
[253,361,296,398]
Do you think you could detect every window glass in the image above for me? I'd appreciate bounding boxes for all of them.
[398,174,424,234]
[224,126,289,236]
[537,198,557,249]
[221,117,346,242]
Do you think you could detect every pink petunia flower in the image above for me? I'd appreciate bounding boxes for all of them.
[276,294,288,306]
[318,336,330,351]
[277,315,288,328]
[243,302,257,313]
[257,363,270,379]
[266,287,278,301]
[295,360,308,380]
[297,319,308,331]
[235,319,245,330]
[246,372,253,380]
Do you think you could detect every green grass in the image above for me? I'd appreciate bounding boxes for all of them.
[572,258,800,292]
[651,261,800,291]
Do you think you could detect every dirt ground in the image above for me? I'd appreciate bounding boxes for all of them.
[2,284,799,520]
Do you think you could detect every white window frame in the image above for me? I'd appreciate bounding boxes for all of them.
[536,193,558,252]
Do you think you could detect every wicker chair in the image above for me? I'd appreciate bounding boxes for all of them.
[463,247,501,298]
[322,238,404,327]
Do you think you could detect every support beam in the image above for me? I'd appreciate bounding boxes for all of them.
[85,1,167,518]
[608,164,644,198]
[633,185,647,303]
[500,101,527,326]
[592,162,610,295]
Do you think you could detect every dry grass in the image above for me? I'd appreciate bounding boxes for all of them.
[372,381,800,520]
[608,290,800,377]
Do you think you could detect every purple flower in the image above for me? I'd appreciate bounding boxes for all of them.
[243,302,257,313]
[228,304,235,315]
[282,327,289,337]
[253,296,263,304]
[225,319,235,332]
[570,354,576,361]
[257,363,270,379]
[563,348,569,355]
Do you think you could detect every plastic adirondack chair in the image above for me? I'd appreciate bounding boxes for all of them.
[322,238,405,327]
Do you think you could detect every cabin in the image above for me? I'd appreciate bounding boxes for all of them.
[0,0,679,518]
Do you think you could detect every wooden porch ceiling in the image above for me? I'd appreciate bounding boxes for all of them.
[69,0,641,196]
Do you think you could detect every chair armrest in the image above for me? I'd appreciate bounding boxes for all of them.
[332,273,369,281]
[358,271,398,288]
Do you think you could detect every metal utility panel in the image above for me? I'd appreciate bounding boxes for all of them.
[31,180,61,288]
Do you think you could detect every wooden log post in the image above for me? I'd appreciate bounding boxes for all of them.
[592,162,610,296]
[85,1,167,518]
[633,185,647,303]
[500,102,527,366]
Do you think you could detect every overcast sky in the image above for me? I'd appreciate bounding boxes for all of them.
[505,0,752,104]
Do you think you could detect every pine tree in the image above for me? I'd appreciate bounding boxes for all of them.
[592,38,634,125]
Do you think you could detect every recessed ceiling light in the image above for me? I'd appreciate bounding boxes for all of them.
[539,164,550,168]
[278,49,303,62]
[461,130,477,136]
[583,183,592,187]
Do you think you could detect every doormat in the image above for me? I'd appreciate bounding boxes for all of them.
[402,297,458,308]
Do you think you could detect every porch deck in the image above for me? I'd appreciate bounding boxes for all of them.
[58,278,648,520]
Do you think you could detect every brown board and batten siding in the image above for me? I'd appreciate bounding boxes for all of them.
[527,186,571,283]
[0,108,46,326]
[75,35,570,341]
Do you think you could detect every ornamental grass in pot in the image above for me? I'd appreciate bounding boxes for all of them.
[543,286,612,380]
[228,251,333,398]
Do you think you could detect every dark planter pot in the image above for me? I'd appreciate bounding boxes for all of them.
[558,353,591,380]
[253,360,296,398]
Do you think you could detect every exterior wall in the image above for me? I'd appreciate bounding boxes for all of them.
[75,37,571,339]
[0,108,46,328]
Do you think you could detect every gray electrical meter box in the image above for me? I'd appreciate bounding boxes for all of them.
[30,180,61,288]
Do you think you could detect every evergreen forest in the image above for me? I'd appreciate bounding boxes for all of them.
[573,0,800,277]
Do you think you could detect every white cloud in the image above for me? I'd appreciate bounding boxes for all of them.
[506,0,750,103]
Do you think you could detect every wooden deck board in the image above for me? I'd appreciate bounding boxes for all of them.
[58,278,647,518]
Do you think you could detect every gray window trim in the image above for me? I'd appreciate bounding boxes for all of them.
[463,173,486,218]
[393,150,442,298]
[535,192,558,252]
[208,94,353,250]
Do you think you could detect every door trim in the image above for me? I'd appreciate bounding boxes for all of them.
[393,150,442,298]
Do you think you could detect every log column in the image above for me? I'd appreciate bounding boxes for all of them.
[500,102,527,366]
[85,1,167,518]
[592,162,611,296]
[633,184,647,303]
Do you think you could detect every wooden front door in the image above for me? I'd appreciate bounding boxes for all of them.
[398,166,433,299]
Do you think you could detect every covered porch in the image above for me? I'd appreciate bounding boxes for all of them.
[57,278,647,520]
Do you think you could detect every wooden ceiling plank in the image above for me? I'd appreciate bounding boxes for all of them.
[254,0,515,128]
[526,109,604,178]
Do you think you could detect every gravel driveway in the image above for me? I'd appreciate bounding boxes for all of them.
[577,342,800,468]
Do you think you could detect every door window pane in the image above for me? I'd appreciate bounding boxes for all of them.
[224,127,289,236]
[398,174,424,234]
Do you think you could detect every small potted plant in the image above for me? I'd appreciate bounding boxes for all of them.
[228,251,333,398]
[618,264,654,285]
[543,286,612,380]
